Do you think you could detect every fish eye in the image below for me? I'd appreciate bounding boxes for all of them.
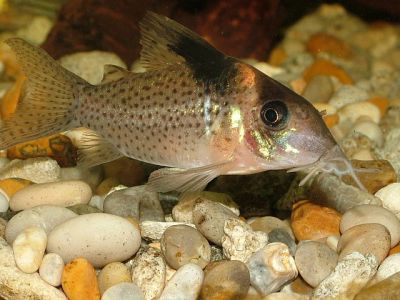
[260,100,288,130]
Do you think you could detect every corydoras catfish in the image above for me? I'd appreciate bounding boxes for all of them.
[1,12,364,192]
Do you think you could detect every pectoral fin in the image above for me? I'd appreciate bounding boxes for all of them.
[146,160,232,193]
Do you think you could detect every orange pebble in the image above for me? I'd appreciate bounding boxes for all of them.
[303,59,353,84]
[62,258,100,300]
[368,96,389,117]
[389,243,400,255]
[291,200,341,241]
[323,113,339,128]
[307,32,352,58]
[1,75,25,119]
[0,178,32,198]
[268,47,287,66]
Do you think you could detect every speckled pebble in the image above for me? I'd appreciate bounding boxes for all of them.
[295,240,338,287]
[13,226,47,273]
[10,180,92,211]
[247,242,298,296]
[98,262,131,295]
[249,216,294,239]
[193,198,238,246]
[47,213,141,268]
[338,223,390,264]
[101,282,144,300]
[374,253,400,283]
[355,271,400,300]
[159,263,204,300]
[340,204,400,247]
[222,218,269,262]
[201,260,250,300]
[140,221,195,241]
[39,253,64,287]
[268,228,296,256]
[160,224,210,269]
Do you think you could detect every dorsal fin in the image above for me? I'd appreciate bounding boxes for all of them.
[139,12,237,93]
[101,65,131,84]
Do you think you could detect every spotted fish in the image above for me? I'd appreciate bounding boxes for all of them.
[1,12,364,192]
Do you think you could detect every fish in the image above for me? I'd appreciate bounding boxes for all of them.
[1,12,365,193]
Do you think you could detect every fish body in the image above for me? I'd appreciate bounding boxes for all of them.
[2,12,357,192]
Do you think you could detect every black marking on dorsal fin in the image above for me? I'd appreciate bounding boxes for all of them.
[101,65,131,84]
[139,12,237,94]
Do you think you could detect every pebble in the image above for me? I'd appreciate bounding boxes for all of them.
[0,237,67,299]
[0,157,60,183]
[375,183,400,219]
[247,242,298,296]
[103,188,140,219]
[39,253,64,286]
[192,198,239,246]
[338,223,390,264]
[101,282,145,300]
[313,252,378,299]
[0,178,32,198]
[329,85,369,108]
[89,195,105,211]
[340,204,400,247]
[59,165,103,190]
[10,180,92,211]
[295,240,338,287]
[291,200,341,241]
[0,188,8,213]
[338,101,381,124]
[201,260,250,300]
[326,235,339,252]
[352,119,384,147]
[302,75,334,103]
[222,218,269,262]
[97,262,131,295]
[13,226,47,273]
[159,263,204,300]
[264,292,310,300]
[140,220,195,241]
[95,177,120,196]
[5,205,77,244]
[0,218,6,238]
[308,173,382,213]
[67,203,102,215]
[281,277,314,296]
[131,247,166,300]
[47,213,141,268]
[355,271,400,300]
[138,189,164,222]
[62,258,100,300]
[249,216,294,239]
[374,253,400,283]
[172,191,239,223]
[268,228,297,256]
[160,224,210,269]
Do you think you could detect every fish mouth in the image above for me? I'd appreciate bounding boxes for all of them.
[287,144,372,191]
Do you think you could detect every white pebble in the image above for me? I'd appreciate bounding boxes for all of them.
[39,253,64,286]
[338,101,381,124]
[159,263,204,300]
[326,235,339,252]
[0,188,9,213]
[329,85,369,109]
[374,253,400,283]
[375,183,400,219]
[352,120,383,147]
[13,226,47,273]
[351,149,375,161]
[101,282,144,300]
[88,195,104,211]
[312,102,337,115]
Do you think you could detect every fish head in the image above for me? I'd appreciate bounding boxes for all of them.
[242,68,337,170]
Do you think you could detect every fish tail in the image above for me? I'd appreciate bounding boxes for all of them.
[0,38,89,149]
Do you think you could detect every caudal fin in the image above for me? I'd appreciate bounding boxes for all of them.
[0,38,88,149]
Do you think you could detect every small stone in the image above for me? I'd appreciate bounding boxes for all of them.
[326,235,339,252]
[308,173,382,213]
[352,120,384,147]
[341,160,397,194]
[389,244,400,255]
[10,180,92,211]
[159,263,204,300]
[172,191,239,223]
[160,224,210,269]
[302,75,334,103]
[5,205,77,244]
[0,188,8,213]
[47,213,141,268]
[13,226,47,273]
[0,157,60,183]
[374,253,400,283]
[138,190,164,222]
[338,101,381,124]
[0,178,32,198]
[62,258,100,300]
[281,277,314,296]
[140,221,195,241]
[329,85,369,108]
[312,252,378,299]
[268,228,297,256]
[222,218,269,262]
[59,165,103,190]
[39,253,64,286]
[264,292,310,299]
[249,216,294,239]
[103,188,140,219]
[67,203,102,215]
[95,177,120,196]
[291,200,341,241]
[375,183,400,219]
[131,247,166,300]
[247,242,298,296]
[340,204,400,247]
[338,223,390,264]
[101,282,145,300]
[210,245,224,262]
[0,218,6,238]
[201,260,250,300]
[355,271,400,300]
[89,195,105,211]
[295,240,338,287]
[97,262,131,295]
[193,198,239,246]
